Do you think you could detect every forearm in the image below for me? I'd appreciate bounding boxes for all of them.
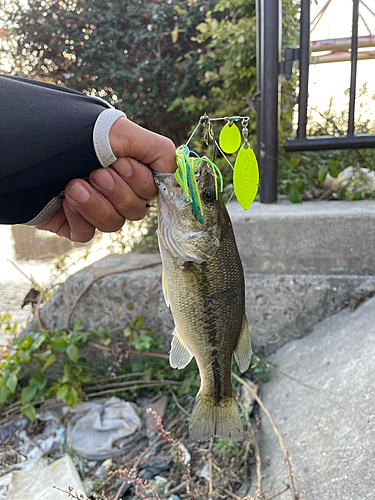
[0,75,124,224]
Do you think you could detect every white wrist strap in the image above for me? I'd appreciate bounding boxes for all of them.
[93,109,127,167]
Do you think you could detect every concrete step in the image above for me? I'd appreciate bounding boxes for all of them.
[244,273,375,355]
[255,295,375,500]
[228,199,375,276]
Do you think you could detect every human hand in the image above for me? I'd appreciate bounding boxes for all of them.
[36,117,176,242]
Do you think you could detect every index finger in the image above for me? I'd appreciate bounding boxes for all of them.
[109,117,177,174]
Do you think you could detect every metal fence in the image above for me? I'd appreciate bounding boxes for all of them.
[256,0,375,203]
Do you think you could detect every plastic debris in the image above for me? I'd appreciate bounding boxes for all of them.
[17,427,65,462]
[36,409,63,437]
[138,460,170,479]
[0,419,28,441]
[94,458,113,477]
[67,396,142,459]
[153,475,168,487]
[0,472,13,500]
[5,455,85,500]
[197,462,210,481]
[177,443,191,465]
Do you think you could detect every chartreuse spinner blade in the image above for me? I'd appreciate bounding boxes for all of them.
[233,117,259,210]
[175,146,223,224]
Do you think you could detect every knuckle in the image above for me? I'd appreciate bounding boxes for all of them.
[114,193,136,216]
[164,137,176,154]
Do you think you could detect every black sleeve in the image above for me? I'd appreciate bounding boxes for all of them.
[0,74,112,224]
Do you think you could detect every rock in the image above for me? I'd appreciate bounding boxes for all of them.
[254,296,375,500]
[323,165,375,193]
[21,253,375,359]
[24,253,171,334]
[23,253,174,366]
[245,273,375,354]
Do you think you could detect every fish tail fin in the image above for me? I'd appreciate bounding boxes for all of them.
[190,392,243,442]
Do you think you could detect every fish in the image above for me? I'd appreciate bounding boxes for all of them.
[154,163,252,442]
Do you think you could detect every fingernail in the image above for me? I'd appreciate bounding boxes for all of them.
[66,202,78,214]
[118,162,133,178]
[92,169,115,190]
[69,183,90,204]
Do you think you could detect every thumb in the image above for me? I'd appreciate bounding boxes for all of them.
[109,117,176,173]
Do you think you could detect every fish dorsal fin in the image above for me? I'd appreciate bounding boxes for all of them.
[162,268,170,308]
[169,328,193,369]
[234,314,252,373]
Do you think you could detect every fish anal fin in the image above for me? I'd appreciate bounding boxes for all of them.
[234,313,252,373]
[190,393,243,442]
[169,328,193,369]
[162,269,170,308]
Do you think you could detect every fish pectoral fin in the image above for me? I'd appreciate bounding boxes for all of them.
[169,328,193,369]
[234,313,252,373]
[162,268,170,308]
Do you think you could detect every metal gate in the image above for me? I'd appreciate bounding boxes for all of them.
[256,0,375,203]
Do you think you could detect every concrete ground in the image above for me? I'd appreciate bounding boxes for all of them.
[255,295,375,500]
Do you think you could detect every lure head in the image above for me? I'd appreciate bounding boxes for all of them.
[155,163,227,264]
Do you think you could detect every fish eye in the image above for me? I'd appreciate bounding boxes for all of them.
[203,188,214,203]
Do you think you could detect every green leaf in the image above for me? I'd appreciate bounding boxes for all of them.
[66,387,80,407]
[50,339,68,353]
[66,344,79,363]
[20,337,32,350]
[35,349,52,361]
[6,373,18,393]
[329,165,339,178]
[0,386,8,404]
[132,316,144,329]
[318,165,329,185]
[22,406,36,421]
[289,188,302,203]
[73,320,82,331]
[56,384,70,400]
[19,349,32,364]
[12,337,21,347]
[233,144,259,210]
[42,354,57,372]
[354,190,362,200]
[21,385,37,404]
[219,123,241,154]
[30,334,46,351]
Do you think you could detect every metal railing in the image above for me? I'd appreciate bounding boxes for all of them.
[285,0,375,152]
[256,0,375,203]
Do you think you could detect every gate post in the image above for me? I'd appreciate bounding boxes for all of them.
[257,0,281,203]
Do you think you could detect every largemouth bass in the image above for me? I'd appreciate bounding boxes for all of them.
[155,164,252,442]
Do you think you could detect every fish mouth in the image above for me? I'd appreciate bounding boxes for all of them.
[153,170,214,263]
